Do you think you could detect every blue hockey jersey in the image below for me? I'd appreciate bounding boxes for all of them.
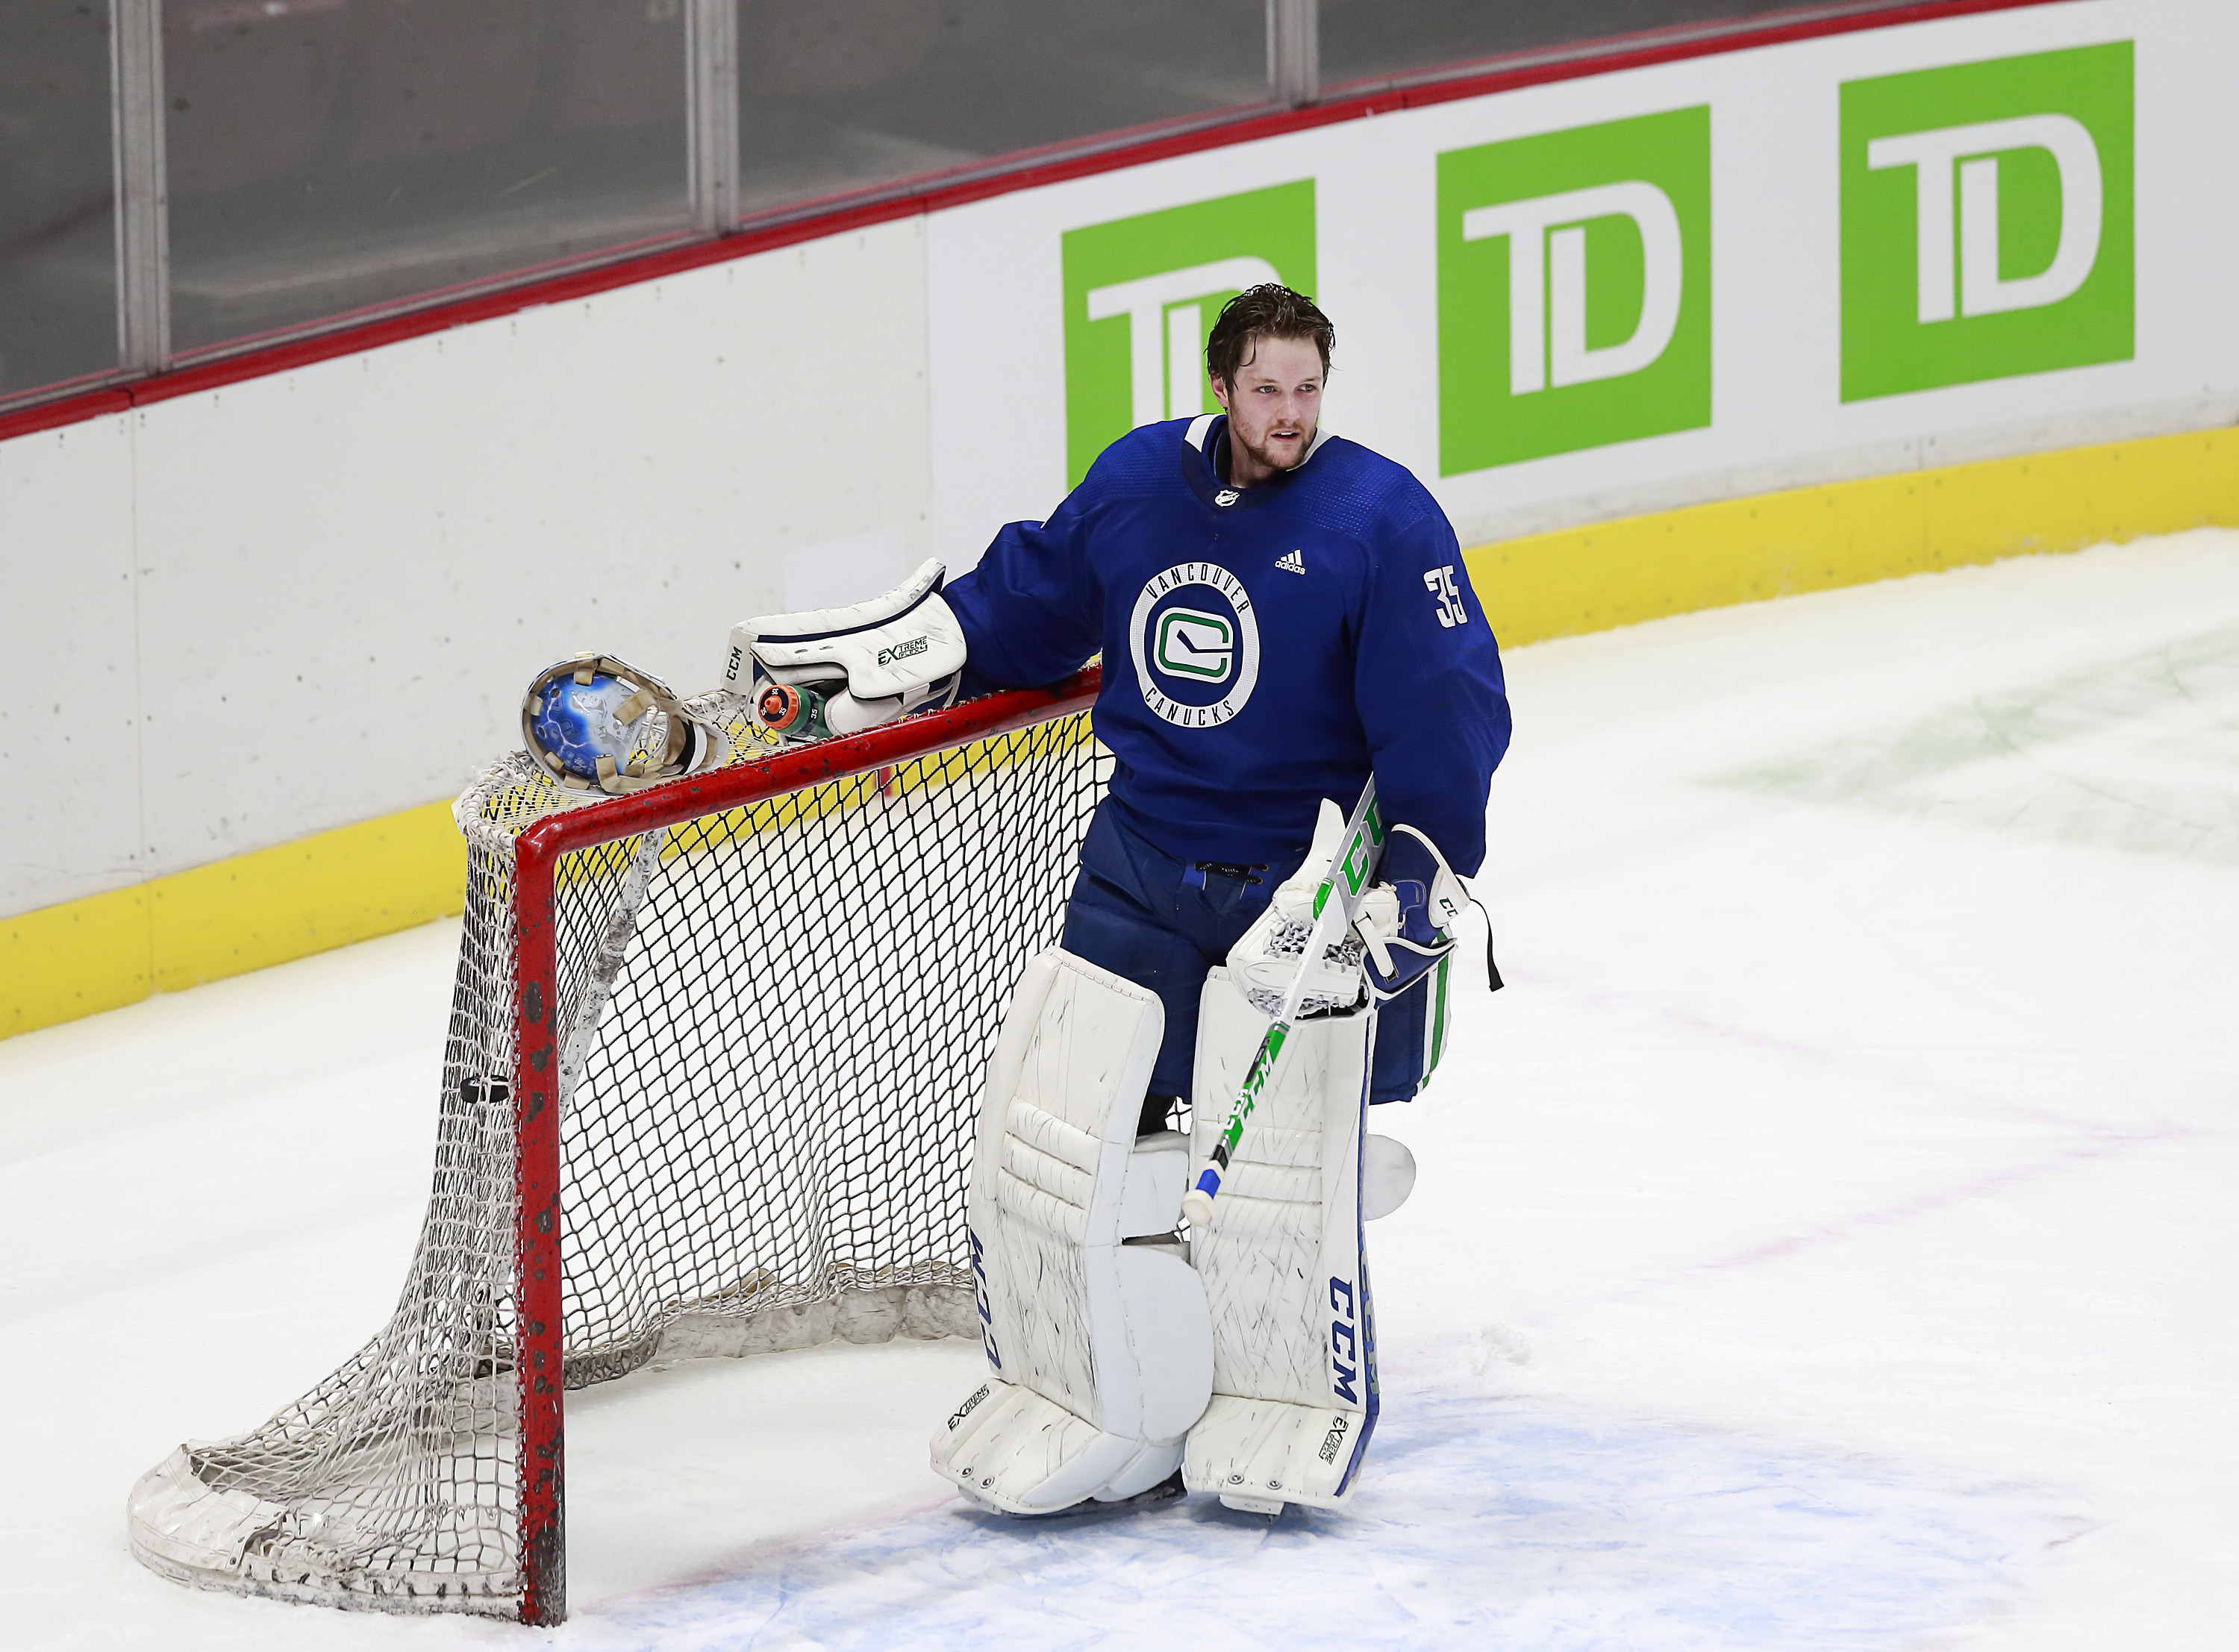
[945,414,1511,876]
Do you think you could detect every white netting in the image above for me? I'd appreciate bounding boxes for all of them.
[128,690,1109,1618]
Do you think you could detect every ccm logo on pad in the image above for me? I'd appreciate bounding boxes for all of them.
[1329,1275,1361,1406]
[969,1229,1002,1371]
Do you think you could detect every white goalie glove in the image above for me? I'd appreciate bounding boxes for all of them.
[1229,804,1471,1016]
[1225,798,1375,1018]
[721,559,967,742]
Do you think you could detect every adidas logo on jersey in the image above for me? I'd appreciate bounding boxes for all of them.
[1275,549,1306,575]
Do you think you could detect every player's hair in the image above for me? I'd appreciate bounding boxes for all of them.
[1205,284,1334,390]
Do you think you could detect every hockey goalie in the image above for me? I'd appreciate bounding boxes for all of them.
[731,284,1511,1515]
[121,282,1508,1628]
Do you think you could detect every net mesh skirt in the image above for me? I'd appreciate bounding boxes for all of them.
[128,681,1109,1618]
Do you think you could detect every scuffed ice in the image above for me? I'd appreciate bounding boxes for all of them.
[579,1392,2070,1652]
[4,531,2236,1650]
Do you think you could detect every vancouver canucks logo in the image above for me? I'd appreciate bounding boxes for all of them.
[1130,562,1260,728]
[1156,608,1232,680]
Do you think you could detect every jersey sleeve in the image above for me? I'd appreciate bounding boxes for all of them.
[1352,501,1511,880]
[942,487,1106,694]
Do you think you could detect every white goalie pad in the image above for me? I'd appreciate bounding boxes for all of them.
[1361,1133,1417,1221]
[721,558,967,734]
[1184,967,1378,1514]
[930,950,1214,1515]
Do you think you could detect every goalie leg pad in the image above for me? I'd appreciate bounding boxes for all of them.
[1184,967,1378,1512]
[929,951,1214,1515]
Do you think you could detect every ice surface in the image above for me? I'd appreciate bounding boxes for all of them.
[4,529,2236,1648]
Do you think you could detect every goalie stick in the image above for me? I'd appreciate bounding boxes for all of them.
[1181,780,1386,1228]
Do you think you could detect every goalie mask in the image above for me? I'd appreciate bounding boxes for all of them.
[522,654,722,795]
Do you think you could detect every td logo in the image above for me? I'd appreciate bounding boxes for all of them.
[1061,181,1315,487]
[1437,107,1711,475]
[1840,43,2133,401]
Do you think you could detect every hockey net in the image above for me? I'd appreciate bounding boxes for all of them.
[128,668,1108,1623]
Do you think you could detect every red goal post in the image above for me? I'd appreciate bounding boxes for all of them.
[128,665,1105,1627]
[506,666,1100,1623]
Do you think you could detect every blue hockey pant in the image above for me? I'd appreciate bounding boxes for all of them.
[1058,801,1431,1107]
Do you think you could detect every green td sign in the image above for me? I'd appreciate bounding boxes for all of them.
[1437,107,1711,475]
[1061,181,1316,487]
[1840,43,2133,401]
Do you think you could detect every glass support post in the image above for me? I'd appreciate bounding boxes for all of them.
[687,0,739,236]
[1269,0,1319,108]
[109,0,169,373]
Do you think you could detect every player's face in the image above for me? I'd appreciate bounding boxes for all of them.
[1211,335,1323,486]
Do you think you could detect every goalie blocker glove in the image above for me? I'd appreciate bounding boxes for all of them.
[1231,806,1493,1013]
[722,558,967,742]
[1356,823,1476,1001]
